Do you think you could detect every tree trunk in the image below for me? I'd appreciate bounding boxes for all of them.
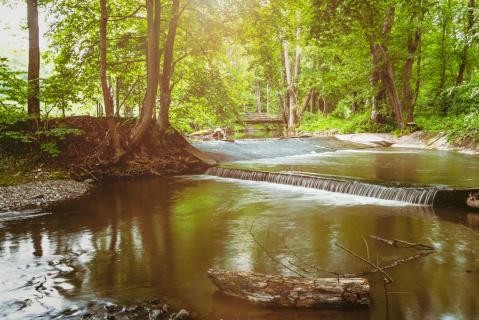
[130,0,161,147]
[297,89,313,119]
[456,0,475,86]
[414,31,423,110]
[158,0,180,137]
[207,269,370,308]
[99,0,122,159]
[402,17,422,123]
[27,0,40,119]
[282,30,302,131]
[266,82,270,114]
[255,79,262,113]
[371,44,403,126]
[115,77,120,117]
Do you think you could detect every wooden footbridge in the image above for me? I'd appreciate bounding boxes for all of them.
[240,112,284,124]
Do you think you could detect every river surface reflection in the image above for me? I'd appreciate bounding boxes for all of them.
[1,176,479,319]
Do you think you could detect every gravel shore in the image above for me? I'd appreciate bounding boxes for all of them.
[0,180,91,212]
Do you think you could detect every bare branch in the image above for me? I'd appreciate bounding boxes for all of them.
[369,235,435,250]
[248,222,305,277]
[335,242,393,283]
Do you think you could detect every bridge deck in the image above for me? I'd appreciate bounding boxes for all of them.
[241,113,283,124]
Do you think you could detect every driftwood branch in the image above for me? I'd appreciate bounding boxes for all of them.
[342,251,435,277]
[370,235,435,250]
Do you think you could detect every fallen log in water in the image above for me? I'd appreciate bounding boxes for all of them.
[207,269,370,308]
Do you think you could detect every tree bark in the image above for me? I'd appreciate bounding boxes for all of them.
[27,0,40,119]
[130,0,161,147]
[158,0,180,137]
[456,0,475,86]
[99,0,122,159]
[207,269,370,308]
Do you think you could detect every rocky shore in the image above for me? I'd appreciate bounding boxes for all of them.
[0,179,91,212]
[80,299,191,320]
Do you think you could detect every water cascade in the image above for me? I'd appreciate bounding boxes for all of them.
[206,167,439,206]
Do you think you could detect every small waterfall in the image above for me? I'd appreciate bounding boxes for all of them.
[206,167,439,206]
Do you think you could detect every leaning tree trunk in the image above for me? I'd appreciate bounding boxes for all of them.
[27,0,40,120]
[130,0,161,147]
[372,44,403,126]
[207,269,370,308]
[99,0,122,159]
[158,0,180,138]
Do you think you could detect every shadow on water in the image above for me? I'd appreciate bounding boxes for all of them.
[1,176,479,319]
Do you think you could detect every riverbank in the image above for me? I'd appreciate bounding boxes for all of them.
[0,117,214,211]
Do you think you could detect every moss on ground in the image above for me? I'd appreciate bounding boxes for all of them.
[0,155,69,186]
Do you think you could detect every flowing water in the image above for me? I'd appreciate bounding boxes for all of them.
[1,137,479,319]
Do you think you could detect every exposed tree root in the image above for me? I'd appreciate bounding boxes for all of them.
[45,116,209,180]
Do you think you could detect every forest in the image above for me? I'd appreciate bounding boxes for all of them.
[1,1,479,320]
[1,0,478,154]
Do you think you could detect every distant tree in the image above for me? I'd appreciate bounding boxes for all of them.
[27,0,40,119]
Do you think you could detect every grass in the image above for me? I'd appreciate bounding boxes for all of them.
[415,110,479,143]
[299,112,394,134]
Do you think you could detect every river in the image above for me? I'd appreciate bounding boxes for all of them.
[1,136,479,319]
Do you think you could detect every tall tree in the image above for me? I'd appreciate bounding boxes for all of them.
[158,0,181,137]
[402,3,426,122]
[27,0,40,119]
[282,28,302,130]
[370,6,403,126]
[129,0,161,147]
[99,0,122,159]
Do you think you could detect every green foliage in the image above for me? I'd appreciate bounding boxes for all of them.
[416,110,479,142]
[1,0,478,142]
[0,57,27,107]
[0,103,83,156]
[40,142,61,157]
[448,110,479,142]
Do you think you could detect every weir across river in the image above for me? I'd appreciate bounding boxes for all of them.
[206,167,479,209]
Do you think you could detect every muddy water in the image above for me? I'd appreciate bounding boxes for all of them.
[1,139,479,319]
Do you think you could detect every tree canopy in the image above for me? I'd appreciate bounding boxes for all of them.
[0,0,478,143]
